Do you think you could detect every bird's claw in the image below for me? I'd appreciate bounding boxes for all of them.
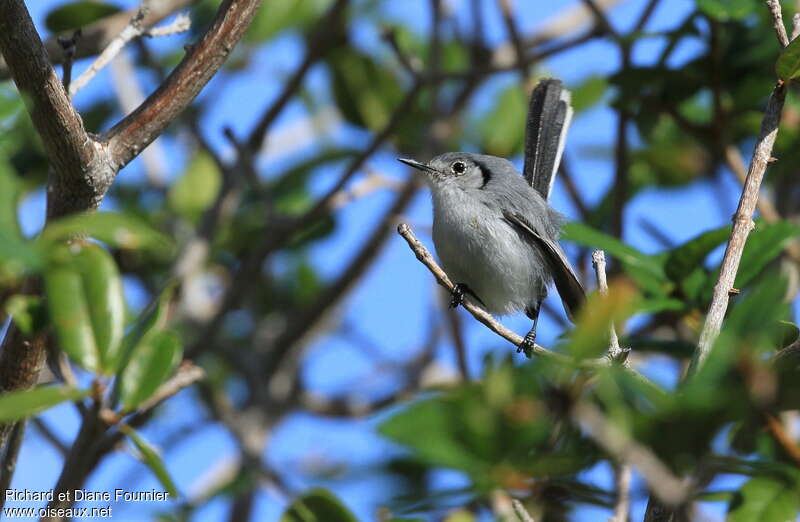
[517,331,537,358]
[450,283,467,309]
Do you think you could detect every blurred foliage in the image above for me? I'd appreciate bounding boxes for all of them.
[1,0,800,521]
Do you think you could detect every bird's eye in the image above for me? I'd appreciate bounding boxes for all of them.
[451,161,466,174]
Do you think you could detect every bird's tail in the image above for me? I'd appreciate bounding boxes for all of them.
[522,78,573,200]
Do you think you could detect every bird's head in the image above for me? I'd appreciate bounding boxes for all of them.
[398,152,494,191]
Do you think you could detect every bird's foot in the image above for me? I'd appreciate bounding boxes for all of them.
[517,330,537,358]
[450,283,468,309]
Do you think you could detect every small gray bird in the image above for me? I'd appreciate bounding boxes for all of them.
[399,79,585,356]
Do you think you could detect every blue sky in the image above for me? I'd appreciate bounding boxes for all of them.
[7,0,774,520]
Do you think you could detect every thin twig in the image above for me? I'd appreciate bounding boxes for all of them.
[497,0,529,78]
[581,0,621,40]
[397,223,666,393]
[591,250,631,521]
[512,499,535,522]
[766,0,790,48]
[70,4,191,97]
[144,12,191,37]
[591,250,625,361]
[70,2,149,97]
[57,30,80,93]
[31,417,69,456]
[397,223,554,358]
[135,363,206,413]
[381,26,423,76]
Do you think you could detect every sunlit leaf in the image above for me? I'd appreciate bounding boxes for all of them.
[562,222,668,295]
[40,212,172,253]
[116,283,174,376]
[118,331,182,411]
[777,31,800,80]
[571,76,608,112]
[0,386,87,422]
[168,151,222,222]
[728,475,800,522]
[45,243,126,373]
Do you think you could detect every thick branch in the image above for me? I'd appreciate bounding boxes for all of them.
[0,0,98,185]
[104,0,263,168]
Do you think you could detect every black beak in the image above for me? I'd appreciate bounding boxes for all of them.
[398,158,437,174]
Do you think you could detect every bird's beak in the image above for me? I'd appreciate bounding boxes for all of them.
[398,157,437,174]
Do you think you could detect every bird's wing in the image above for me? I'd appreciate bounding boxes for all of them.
[522,78,573,200]
[502,211,585,321]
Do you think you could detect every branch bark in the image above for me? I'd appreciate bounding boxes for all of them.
[690,82,787,375]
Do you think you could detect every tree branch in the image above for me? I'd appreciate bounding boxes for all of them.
[690,81,787,375]
[766,0,790,48]
[104,0,263,169]
[0,0,103,195]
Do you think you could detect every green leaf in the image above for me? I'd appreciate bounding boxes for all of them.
[380,398,487,474]
[45,243,126,373]
[0,386,87,422]
[562,222,667,294]
[118,331,182,411]
[567,281,638,359]
[0,232,43,282]
[328,49,404,132]
[0,153,20,238]
[696,0,757,21]
[116,283,174,376]
[571,76,608,112]
[120,425,179,498]
[480,85,526,157]
[728,476,800,522]
[280,488,357,522]
[777,30,800,80]
[168,151,222,222]
[664,225,730,283]
[40,212,172,253]
[4,295,46,336]
[45,1,122,33]
[246,0,332,42]
[735,221,800,288]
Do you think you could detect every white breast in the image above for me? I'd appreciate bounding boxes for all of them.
[430,185,546,315]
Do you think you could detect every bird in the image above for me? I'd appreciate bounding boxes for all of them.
[398,79,585,357]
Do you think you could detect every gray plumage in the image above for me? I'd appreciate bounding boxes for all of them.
[400,153,583,320]
[398,79,584,354]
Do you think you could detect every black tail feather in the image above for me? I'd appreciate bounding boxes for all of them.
[523,78,573,200]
